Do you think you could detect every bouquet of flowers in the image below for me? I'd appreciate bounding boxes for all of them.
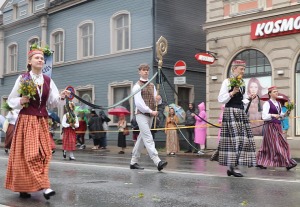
[18,74,37,108]
[229,75,245,88]
[30,43,52,56]
[285,101,295,112]
[1,102,13,112]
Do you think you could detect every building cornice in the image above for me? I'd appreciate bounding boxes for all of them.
[48,0,91,14]
[203,4,300,32]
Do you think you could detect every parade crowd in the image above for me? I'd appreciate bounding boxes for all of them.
[1,45,297,200]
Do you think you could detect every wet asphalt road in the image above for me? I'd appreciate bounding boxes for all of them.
[0,149,300,207]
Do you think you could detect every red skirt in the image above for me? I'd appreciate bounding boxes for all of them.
[4,124,15,149]
[49,133,56,150]
[5,115,51,192]
[63,127,76,151]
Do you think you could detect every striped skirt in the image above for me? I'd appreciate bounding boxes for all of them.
[63,127,76,151]
[5,115,52,192]
[211,107,257,167]
[256,122,297,167]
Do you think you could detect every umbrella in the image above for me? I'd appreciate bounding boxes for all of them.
[260,93,289,102]
[48,110,60,123]
[75,105,90,114]
[163,103,186,124]
[108,106,130,116]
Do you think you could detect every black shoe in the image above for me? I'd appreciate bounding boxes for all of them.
[256,165,267,169]
[5,149,8,154]
[286,163,297,171]
[43,190,56,200]
[19,192,31,198]
[130,163,144,170]
[63,150,66,158]
[52,150,55,154]
[227,169,243,177]
[184,150,192,153]
[118,151,125,154]
[193,150,198,153]
[157,161,168,171]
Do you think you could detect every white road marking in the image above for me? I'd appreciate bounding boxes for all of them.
[1,156,299,184]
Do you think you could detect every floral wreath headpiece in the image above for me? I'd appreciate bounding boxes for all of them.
[28,43,52,59]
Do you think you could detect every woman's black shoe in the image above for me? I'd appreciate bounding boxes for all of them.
[63,150,66,158]
[5,149,8,154]
[286,163,297,171]
[256,165,267,169]
[227,170,243,177]
[19,192,31,198]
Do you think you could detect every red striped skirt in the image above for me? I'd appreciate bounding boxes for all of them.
[5,115,52,192]
[256,122,297,167]
[63,127,76,151]
[4,124,15,149]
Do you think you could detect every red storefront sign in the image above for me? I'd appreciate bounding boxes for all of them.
[251,14,300,40]
[194,53,215,65]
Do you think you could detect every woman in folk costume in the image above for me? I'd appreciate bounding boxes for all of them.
[211,60,257,177]
[194,102,207,155]
[62,101,79,160]
[165,107,180,155]
[256,86,297,170]
[5,47,69,199]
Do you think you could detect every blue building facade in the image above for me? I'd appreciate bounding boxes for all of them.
[0,0,206,147]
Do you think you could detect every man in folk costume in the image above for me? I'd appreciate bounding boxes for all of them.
[130,63,168,171]
[5,47,70,199]
[256,86,297,170]
[211,60,257,177]
[62,101,79,160]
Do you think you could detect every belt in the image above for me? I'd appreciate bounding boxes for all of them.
[137,112,151,117]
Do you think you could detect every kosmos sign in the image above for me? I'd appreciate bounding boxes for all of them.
[251,14,300,40]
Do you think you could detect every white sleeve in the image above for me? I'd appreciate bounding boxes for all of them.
[62,114,70,128]
[7,76,23,110]
[74,116,79,128]
[218,79,231,104]
[133,84,153,114]
[262,101,272,121]
[47,79,65,109]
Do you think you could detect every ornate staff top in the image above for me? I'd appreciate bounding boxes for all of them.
[156,36,168,68]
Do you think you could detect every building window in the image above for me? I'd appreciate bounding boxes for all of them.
[78,21,94,59]
[295,56,300,135]
[51,30,64,63]
[7,44,18,73]
[13,4,18,20]
[228,49,272,136]
[111,11,130,52]
[27,0,33,14]
[109,82,132,124]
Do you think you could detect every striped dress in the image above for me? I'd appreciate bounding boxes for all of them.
[256,100,297,167]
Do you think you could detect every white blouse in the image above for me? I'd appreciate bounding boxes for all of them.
[218,78,249,105]
[62,113,79,128]
[7,71,64,110]
[262,99,284,121]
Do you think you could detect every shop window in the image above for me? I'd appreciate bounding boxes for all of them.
[228,49,272,136]
[295,57,300,135]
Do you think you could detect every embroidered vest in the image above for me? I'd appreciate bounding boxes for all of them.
[136,81,155,114]
[268,100,281,124]
[19,73,51,117]
[225,85,245,109]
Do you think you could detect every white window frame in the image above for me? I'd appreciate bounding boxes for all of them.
[77,20,94,60]
[108,81,133,125]
[6,43,18,73]
[27,36,40,54]
[50,28,65,64]
[110,10,131,53]
[27,0,34,14]
[13,3,18,20]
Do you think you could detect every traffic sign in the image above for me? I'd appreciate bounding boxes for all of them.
[66,85,75,100]
[174,60,186,76]
[195,53,215,65]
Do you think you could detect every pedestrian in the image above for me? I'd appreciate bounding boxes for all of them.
[5,47,70,199]
[117,114,127,154]
[76,112,87,149]
[165,107,180,155]
[194,102,207,155]
[211,60,257,177]
[130,63,168,171]
[4,109,19,154]
[256,86,297,170]
[217,104,225,144]
[99,110,111,149]
[279,99,289,139]
[62,101,79,160]
[184,103,198,153]
[48,117,56,154]
[130,115,140,146]
[88,110,104,149]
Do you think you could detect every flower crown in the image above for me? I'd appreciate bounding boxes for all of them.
[29,43,52,57]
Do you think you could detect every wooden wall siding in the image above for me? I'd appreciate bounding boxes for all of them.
[154,0,207,73]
